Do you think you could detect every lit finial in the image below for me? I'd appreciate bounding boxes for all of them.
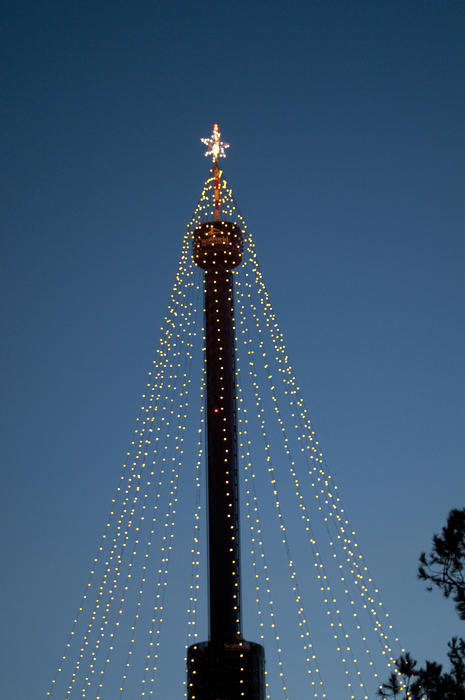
[201,123,230,162]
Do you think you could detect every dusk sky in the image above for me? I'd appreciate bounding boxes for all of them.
[1,1,464,698]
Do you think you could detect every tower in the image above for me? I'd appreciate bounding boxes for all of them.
[186,125,266,699]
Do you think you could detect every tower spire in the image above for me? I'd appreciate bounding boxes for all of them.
[201,123,229,221]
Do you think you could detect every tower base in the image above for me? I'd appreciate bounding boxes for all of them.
[187,639,265,700]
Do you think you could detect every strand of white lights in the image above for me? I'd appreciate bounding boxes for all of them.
[234,293,329,699]
[116,465,172,699]
[137,278,202,697]
[62,247,197,698]
[201,179,398,691]
[140,385,193,697]
[236,369,289,700]
[182,366,205,698]
[99,334,194,687]
[91,293,198,699]
[242,228,404,676]
[258,332,399,678]
[75,315,194,698]
[235,292,340,699]
[235,278,365,698]
[60,295,193,698]
[87,258,196,680]
[45,231,195,698]
[236,266,378,698]
[190,172,223,224]
[219,169,404,697]
[200,180,356,695]
[187,173,219,228]
[117,327,200,698]
[138,455,181,697]
[115,227,194,553]
[254,296,401,674]
[240,228,381,595]
[187,174,401,694]
[187,170,239,227]
[187,170,243,236]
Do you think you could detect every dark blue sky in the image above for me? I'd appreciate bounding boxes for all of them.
[1,1,464,698]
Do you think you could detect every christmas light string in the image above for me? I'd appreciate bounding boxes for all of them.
[127,266,201,697]
[78,280,197,698]
[121,267,203,698]
[233,285,331,699]
[45,173,213,697]
[182,366,205,697]
[235,255,380,699]
[138,443,182,696]
[116,459,176,699]
[46,222,202,698]
[236,303,344,698]
[80,250,199,698]
[115,296,200,699]
[237,210,406,692]
[235,284,363,697]
[236,367,291,700]
[145,284,203,697]
[198,171,404,695]
[193,174,374,696]
[243,234,404,674]
[45,229,198,697]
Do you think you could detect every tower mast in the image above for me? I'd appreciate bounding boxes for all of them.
[187,126,265,699]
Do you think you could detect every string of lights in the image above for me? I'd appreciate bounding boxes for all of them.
[236,257,380,698]
[141,319,199,697]
[45,229,197,697]
[118,259,201,698]
[243,230,404,679]
[195,169,405,697]
[234,285,330,697]
[235,286,361,697]
[64,332,182,694]
[243,476,285,699]
[182,366,205,698]
[46,225,203,698]
[114,332,197,699]
[236,368,292,700]
[185,168,402,696]
[236,207,407,695]
[73,253,198,699]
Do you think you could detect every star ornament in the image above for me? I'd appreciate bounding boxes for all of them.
[201,123,230,161]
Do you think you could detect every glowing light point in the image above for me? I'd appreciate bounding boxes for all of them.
[201,123,230,162]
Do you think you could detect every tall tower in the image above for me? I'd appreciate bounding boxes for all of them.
[186,125,265,699]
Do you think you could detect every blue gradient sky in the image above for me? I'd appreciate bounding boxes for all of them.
[1,1,464,698]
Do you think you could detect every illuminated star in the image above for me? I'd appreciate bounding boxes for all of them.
[201,123,230,161]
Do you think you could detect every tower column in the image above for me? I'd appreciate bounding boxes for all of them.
[187,125,265,700]
[204,264,242,642]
